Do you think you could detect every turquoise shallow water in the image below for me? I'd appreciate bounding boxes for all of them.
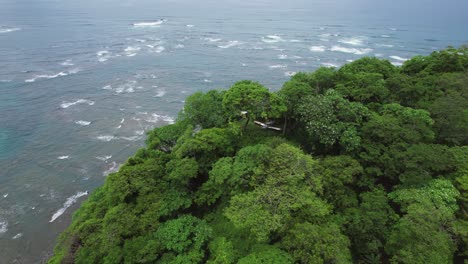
[0,0,467,262]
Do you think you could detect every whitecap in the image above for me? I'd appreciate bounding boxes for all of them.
[203,79,212,83]
[75,120,91,126]
[25,70,75,83]
[152,46,165,53]
[204,37,221,42]
[133,20,166,27]
[376,44,394,48]
[330,45,373,55]
[60,99,95,109]
[261,35,285,43]
[96,155,112,162]
[115,81,137,94]
[309,46,326,52]
[217,41,240,49]
[338,36,366,46]
[154,90,166,97]
[278,54,288,59]
[389,55,408,61]
[3,193,8,198]
[57,156,69,160]
[175,44,185,49]
[241,63,248,67]
[0,27,20,34]
[102,85,112,90]
[120,136,140,141]
[60,59,74,66]
[269,64,287,69]
[186,24,195,28]
[12,233,23,239]
[145,113,175,124]
[135,130,145,136]
[103,161,121,176]
[49,191,88,222]
[120,118,125,124]
[97,50,111,62]
[0,221,7,234]
[96,135,115,142]
[284,71,296,77]
[289,39,301,42]
[381,35,391,38]
[124,46,141,56]
[322,62,339,68]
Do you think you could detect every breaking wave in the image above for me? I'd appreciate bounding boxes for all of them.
[60,99,95,109]
[49,191,88,222]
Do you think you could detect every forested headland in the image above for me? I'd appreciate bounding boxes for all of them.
[50,47,468,264]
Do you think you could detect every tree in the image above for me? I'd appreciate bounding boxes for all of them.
[183,90,227,128]
[222,80,286,129]
[280,221,352,264]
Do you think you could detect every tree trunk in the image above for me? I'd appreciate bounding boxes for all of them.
[243,117,250,131]
[282,116,287,135]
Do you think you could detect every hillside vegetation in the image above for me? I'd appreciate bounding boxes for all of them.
[50,47,468,264]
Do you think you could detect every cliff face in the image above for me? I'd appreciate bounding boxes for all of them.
[50,47,468,264]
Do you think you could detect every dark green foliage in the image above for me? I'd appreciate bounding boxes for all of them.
[50,47,468,264]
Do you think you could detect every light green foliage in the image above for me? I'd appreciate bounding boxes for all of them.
[155,215,212,263]
[183,90,227,128]
[237,245,293,264]
[225,144,329,241]
[222,80,286,121]
[206,237,237,264]
[281,221,352,264]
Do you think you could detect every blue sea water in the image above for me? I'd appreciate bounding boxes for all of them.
[0,0,467,262]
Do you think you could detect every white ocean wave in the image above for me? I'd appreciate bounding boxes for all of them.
[175,44,185,49]
[203,79,212,83]
[25,69,79,83]
[269,64,287,69]
[152,46,165,53]
[124,46,141,57]
[75,120,91,126]
[49,191,88,222]
[381,35,391,38]
[145,113,175,124]
[278,54,288,59]
[96,155,112,162]
[115,80,137,94]
[102,85,112,90]
[204,37,221,42]
[261,35,285,43]
[120,118,125,124]
[322,62,339,68]
[284,71,297,77]
[289,39,301,42]
[338,36,366,46]
[0,221,7,234]
[310,46,326,52]
[96,135,116,142]
[376,44,394,48]
[0,27,20,34]
[389,55,408,61]
[3,193,8,198]
[57,156,69,160]
[103,161,121,176]
[154,90,166,97]
[217,40,241,49]
[97,50,111,62]
[186,24,195,28]
[12,233,23,239]
[60,99,95,109]
[133,20,166,27]
[330,45,373,55]
[60,59,74,66]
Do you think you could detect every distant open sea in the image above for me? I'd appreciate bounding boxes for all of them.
[0,0,466,262]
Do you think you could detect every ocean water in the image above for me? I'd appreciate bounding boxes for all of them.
[0,0,467,262]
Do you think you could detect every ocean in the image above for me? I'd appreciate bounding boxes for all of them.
[0,0,467,262]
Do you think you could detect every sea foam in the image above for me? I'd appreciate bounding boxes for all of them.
[133,20,166,27]
[261,35,285,43]
[75,120,91,126]
[25,69,79,83]
[57,156,69,160]
[309,46,326,52]
[217,41,240,49]
[330,45,373,55]
[389,55,408,61]
[49,191,88,222]
[338,36,366,46]
[103,161,121,176]
[0,221,7,234]
[60,99,95,109]
[0,27,20,34]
